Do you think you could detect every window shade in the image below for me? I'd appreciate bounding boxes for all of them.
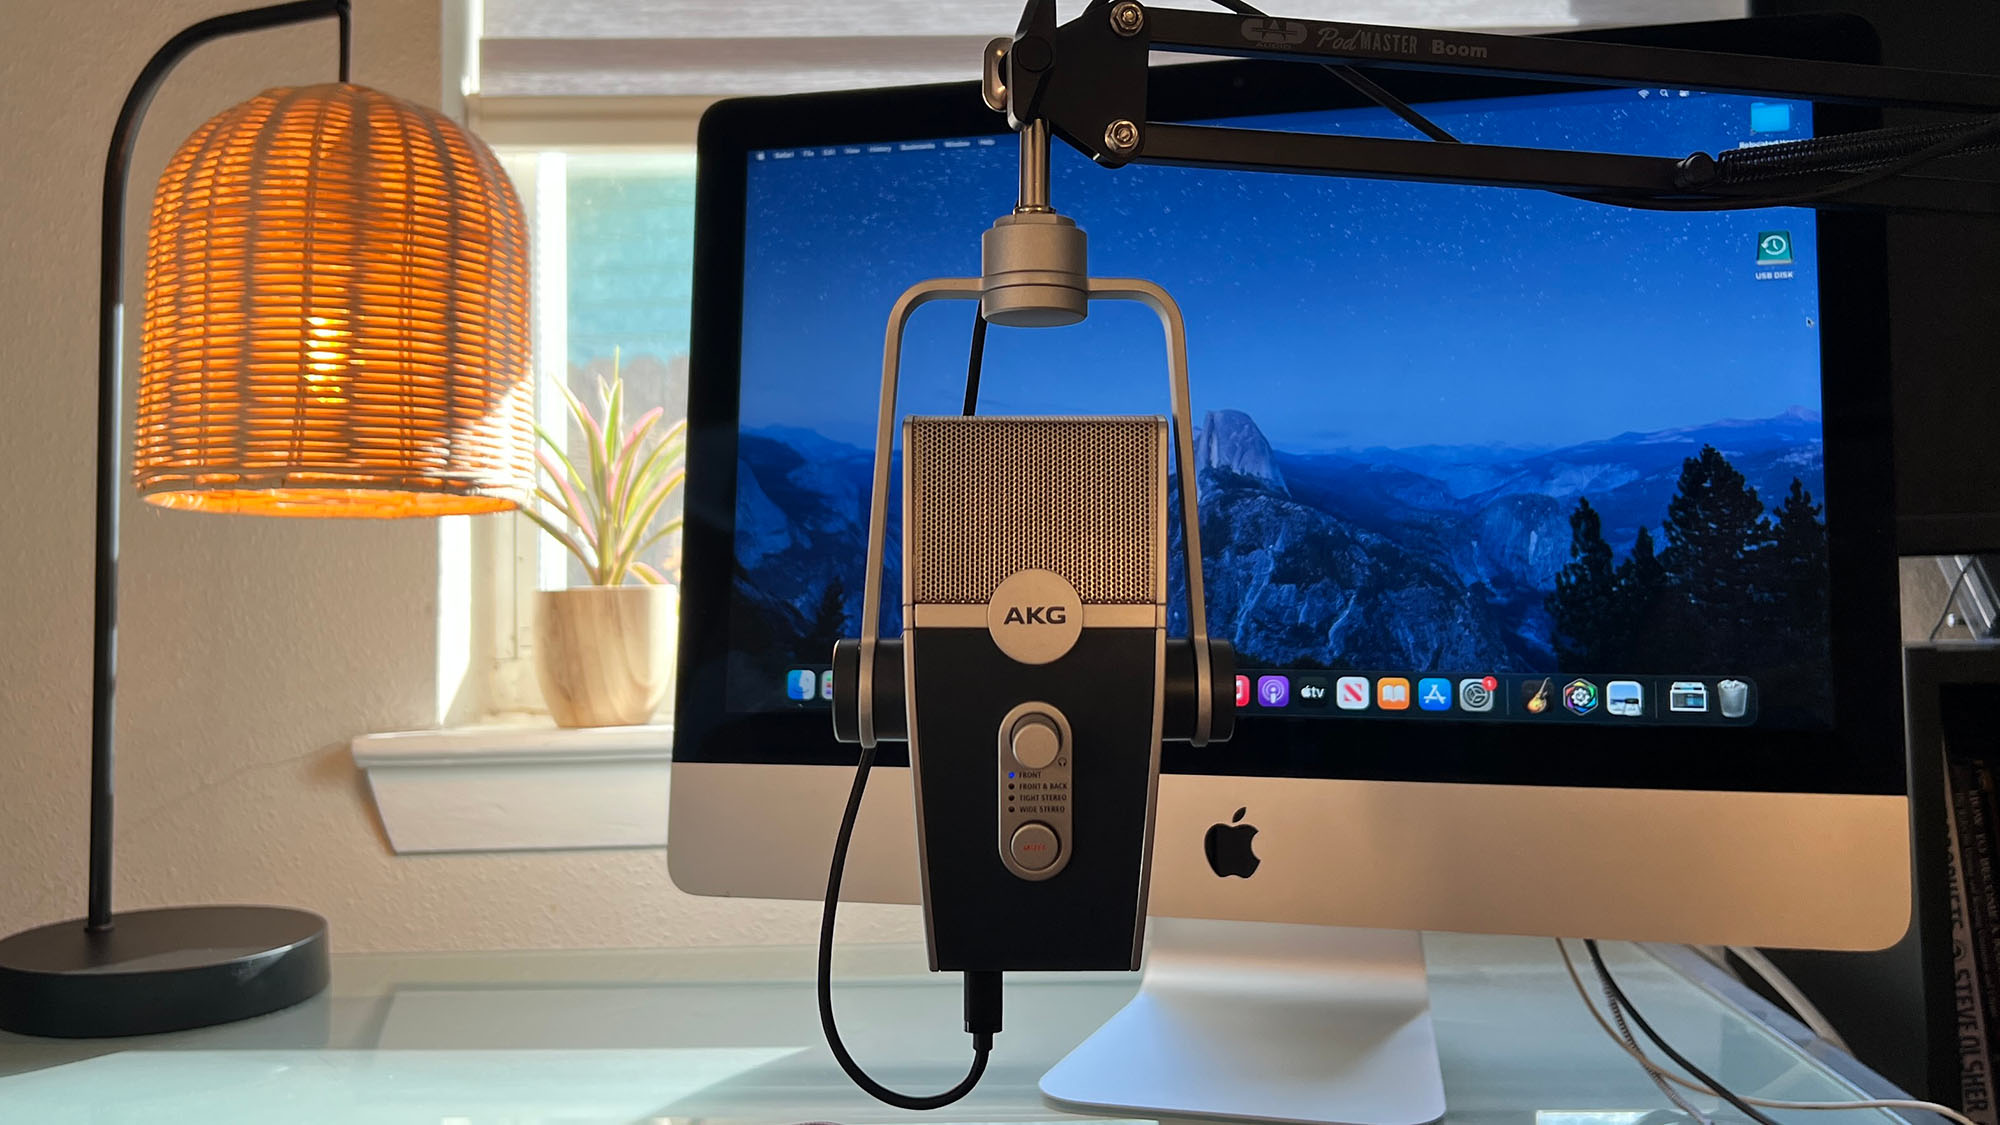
[478,0,1748,99]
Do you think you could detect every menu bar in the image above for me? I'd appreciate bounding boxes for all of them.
[753,136,999,163]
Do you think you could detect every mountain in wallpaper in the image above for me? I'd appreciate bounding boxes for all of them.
[729,408,1827,704]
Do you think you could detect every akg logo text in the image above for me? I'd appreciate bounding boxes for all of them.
[986,569,1083,664]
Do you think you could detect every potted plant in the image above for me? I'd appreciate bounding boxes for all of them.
[520,357,686,727]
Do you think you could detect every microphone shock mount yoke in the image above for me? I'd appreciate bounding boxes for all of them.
[826,111,1238,925]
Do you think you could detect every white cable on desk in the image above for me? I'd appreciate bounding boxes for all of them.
[1724,945,1854,1055]
[1554,939,1976,1125]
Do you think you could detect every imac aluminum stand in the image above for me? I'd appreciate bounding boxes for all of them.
[1039,919,1446,1125]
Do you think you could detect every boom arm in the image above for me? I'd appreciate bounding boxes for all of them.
[993,0,2000,213]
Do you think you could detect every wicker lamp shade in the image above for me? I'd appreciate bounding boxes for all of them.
[135,83,532,517]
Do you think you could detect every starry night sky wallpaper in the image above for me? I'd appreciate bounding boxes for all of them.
[725,88,1835,721]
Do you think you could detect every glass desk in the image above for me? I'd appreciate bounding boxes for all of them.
[0,933,1918,1124]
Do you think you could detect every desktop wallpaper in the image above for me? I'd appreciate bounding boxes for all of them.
[728,89,1830,721]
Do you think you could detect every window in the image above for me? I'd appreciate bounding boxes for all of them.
[485,147,697,713]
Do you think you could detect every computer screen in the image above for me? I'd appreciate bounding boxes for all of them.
[725,87,1831,734]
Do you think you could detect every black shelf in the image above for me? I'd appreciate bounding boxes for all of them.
[1766,643,2000,1103]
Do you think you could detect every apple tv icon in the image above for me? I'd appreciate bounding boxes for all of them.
[1203,807,1261,878]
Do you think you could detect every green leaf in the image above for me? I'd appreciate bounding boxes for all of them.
[533,422,589,498]
[600,376,624,495]
[616,421,679,530]
[639,506,684,542]
[517,505,595,577]
[556,379,612,535]
[535,451,595,548]
[628,515,685,561]
[611,479,684,581]
[532,485,582,530]
[628,419,686,497]
[609,407,665,527]
[557,378,604,452]
[622,406,664,449]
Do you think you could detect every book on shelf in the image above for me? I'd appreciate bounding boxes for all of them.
[1948,753,2000,1125]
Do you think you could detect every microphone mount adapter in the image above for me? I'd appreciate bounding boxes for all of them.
[978,115,1092,328]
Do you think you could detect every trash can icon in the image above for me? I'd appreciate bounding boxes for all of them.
[1718,679,1749,718]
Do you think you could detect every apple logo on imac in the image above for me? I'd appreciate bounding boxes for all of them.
[1204,807,1260,878]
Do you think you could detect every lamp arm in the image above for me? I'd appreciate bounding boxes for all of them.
[89,0,351,934]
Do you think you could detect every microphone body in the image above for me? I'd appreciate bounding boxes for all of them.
[899,414,1169,972]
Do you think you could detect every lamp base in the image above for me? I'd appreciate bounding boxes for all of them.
[0,905,328,1038]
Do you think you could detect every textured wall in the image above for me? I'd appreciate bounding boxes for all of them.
[0,0,919,953]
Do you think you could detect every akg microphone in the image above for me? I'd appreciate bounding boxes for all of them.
[818,86,1233,1105]
[830,294,1237,974]
[890,414,1190,970]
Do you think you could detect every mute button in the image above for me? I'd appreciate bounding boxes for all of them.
[1009,822,1061,872]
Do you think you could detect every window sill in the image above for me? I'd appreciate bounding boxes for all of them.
[351,724,672,854]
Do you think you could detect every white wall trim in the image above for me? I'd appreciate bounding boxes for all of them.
[353,725,672,854]
[469,94,712,147]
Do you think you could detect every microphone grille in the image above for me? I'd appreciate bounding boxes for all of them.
[905,415,1166,606]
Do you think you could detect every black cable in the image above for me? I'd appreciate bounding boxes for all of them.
[1584,940,1785,1125]
[815,290,1002,1109]
[1713,118,2000,185]
[963,309,988,416]
[1570,112,2000,212]
[817,741,994,1110]
[814,272,1003,1110]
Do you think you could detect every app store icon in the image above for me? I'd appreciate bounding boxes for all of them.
[1417,678,1452,712]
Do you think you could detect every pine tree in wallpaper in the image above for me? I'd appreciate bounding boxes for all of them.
[1545,444,1831,714]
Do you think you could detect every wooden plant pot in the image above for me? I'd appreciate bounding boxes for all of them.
[533,585,677,728]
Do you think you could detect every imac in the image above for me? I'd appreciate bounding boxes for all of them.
[669,17,1907,1124]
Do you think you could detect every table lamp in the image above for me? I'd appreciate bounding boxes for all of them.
[0,0,532,1037]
